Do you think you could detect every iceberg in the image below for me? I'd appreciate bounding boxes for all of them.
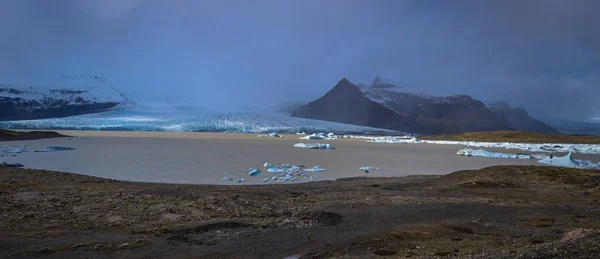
[222,176,234,181]
[304,166,326,172]
[369,137,420,144]
[258,132,282,138]
[262,178,270,182]
[351,135,600,155]
[537,152,599,169]
[294,143,336,149]
[1,147,27,154]
[425,140,600,155]
[236,178,245,182]
[300,132,339,140]
[456,148,544,160]
[267,167,285,173]
[456,148,599,170]
[263,162,274,168]
[247,168,261,176]
[34,146,76,152]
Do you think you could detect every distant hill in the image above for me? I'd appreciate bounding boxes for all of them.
[487,101,559,134]
[291,78,431,134]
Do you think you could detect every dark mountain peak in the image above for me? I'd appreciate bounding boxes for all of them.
[331,78,360,93]
[337,77,352,86]
[292,78,431,134]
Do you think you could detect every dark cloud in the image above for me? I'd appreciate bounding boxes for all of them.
[0,0,598,120]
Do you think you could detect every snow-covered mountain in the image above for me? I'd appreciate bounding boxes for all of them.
[360,77,514,133]
[359,76,557,134]
[0,75,134,121]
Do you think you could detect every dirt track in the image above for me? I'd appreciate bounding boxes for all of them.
[1,165,600,258]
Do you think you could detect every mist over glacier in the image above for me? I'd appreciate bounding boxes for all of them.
[1,0,599,120]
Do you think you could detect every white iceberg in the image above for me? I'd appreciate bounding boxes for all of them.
[369,137,420,144]
[426,140,600,155]
[222,176,234,181]
[267,167,285,173]
[300,132,339,140]
[456,148,544,160]
[304,166,326,172]
[236,178,245,182]
[258,132,282,138]
[262,178,270,182]
[34,146,76,152]
[294,143,336,149]
[353,135,600,155]
[1,147,27,154]
[537,152,599,169]
[247,168,261,176]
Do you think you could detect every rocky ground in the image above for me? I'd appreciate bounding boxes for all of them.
[0,129,67,141]
[1,165,599,258]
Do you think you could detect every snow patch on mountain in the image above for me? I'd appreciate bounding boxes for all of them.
[0,75,133,111]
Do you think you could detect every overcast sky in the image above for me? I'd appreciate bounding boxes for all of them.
[0,0,598,120]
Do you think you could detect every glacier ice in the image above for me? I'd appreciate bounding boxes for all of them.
[34,146,76,152]
[456,148,545,160]
[1,147,27,154]
[267,167,285,173]
[247,168,261,176]
[294,143,336,149]
[0,110,399,135]
[356,135,600,155]
[537,152,599,169]
[456,148,599,170]
[304,166,326,172]
[300,132,339,140]
[258,132,282,138]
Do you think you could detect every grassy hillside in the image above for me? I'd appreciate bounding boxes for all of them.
[421,130,600,144]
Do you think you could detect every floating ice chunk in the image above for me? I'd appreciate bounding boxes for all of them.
[296,132,306,135]
[456,148,543,159]
[263,162,274,168]
[236,178,245,182]
[294,143,336,149]
[222,176,234,181]
[304,166,326,172]
[538,152,584,168]
[271,176,278,180]
[262,178,270,182]
[360,166,381,173]
[300,132,339,140]
[369,137,420,144]
[1,147,27,154]
[247,168,262,176]
[424,140,600,155]
[267,167,285,173]
[258,132,282,138]
[34,146,76,152]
